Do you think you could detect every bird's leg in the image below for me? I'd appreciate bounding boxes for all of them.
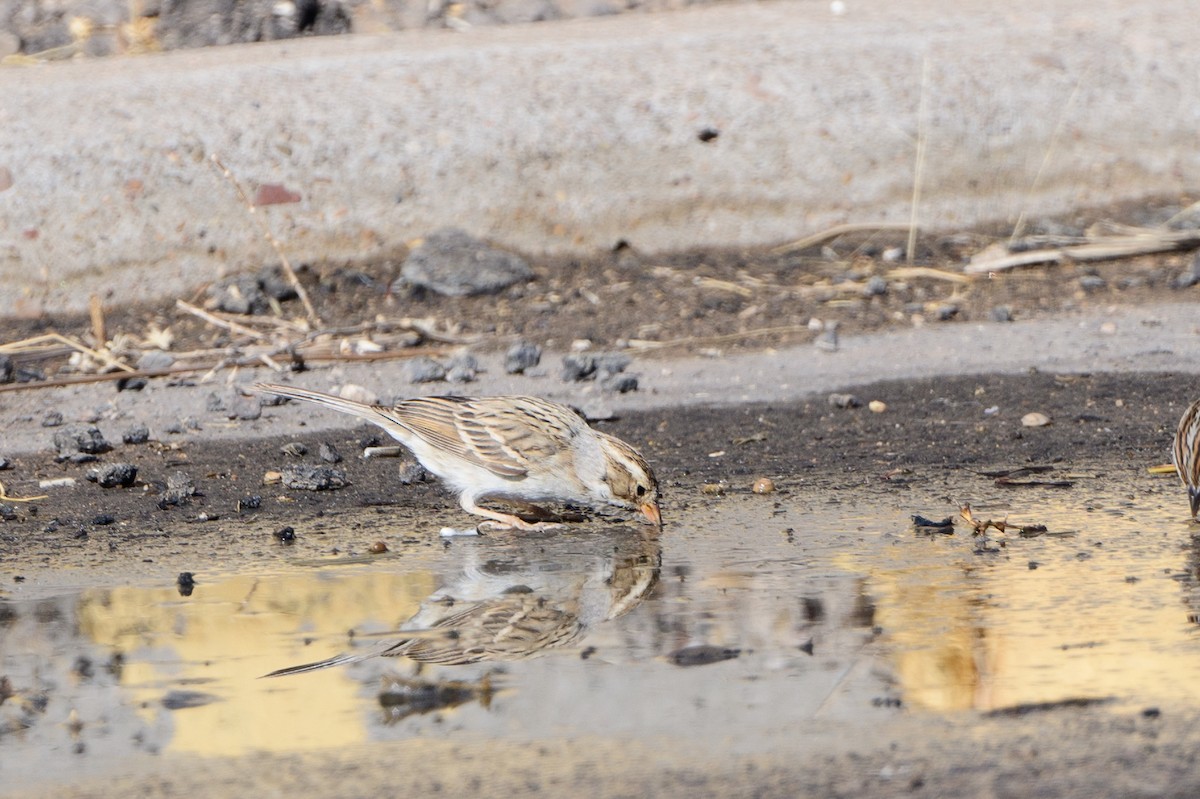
[459,495,562,532]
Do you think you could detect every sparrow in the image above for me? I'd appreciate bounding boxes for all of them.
[263,527,662,677]
[254,383,662,530]
[1174,398,1200,519]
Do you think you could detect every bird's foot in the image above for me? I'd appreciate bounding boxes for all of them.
[476,516,565,533]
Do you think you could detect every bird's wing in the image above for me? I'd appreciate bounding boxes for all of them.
[395,595,583,665]
[386,396,576,479]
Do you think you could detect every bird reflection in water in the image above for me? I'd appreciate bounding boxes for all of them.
[264,526,662,678]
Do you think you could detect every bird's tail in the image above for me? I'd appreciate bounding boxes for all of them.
[254,383,384,425]
[260,651,372,678]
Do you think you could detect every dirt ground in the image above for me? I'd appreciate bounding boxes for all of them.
[4,224,1200,797]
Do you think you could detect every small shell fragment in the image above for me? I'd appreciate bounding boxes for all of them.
[752,477,776,494]
[701,483,727,496]
[440,527,481,537]
[262,470,283,484]
[868,400,887,413]
[1021,412,1051,427]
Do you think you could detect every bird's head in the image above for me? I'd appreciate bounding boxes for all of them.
[596,433,662,527]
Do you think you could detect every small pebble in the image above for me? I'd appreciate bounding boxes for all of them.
[122,424,151,444]
[398,460,429,485]
[668,645,741,667]
[504,340,542,374]
[868,400,887,413]
[990,306,1014,323]
[338,383,379,405]
[0,456,10,471]
[368,541,389,554]
[263,470,283,484]
[318,442,342,464]
[92,514,116,526]
[560,354,597,382]
[238,495,263,512]
[1021,412,1052,427]
[137,350,175,371]
[87,463,138,488]
[280,442,308,457]
[446,365,477,383]
[862,275,888,297]
[935,303,959,321]
[752,477,776,494]
[828,393,861,409]
[227,394,262,421]
[39,477,77,489]
[0,505,17,521]
[600,373,639,393]
[273,526,296,543]
[54,426,112,455]
[41,411,64,427]
[404,356,447,384]
[281,465,349,491]
[701,483,726,496]
[1078,275,1106,292]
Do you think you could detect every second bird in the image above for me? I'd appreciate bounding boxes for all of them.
[255,383,662,530]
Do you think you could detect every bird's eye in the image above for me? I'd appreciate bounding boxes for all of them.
[636,485,646,497]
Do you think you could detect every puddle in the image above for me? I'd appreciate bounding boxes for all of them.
[4,473,1200,790]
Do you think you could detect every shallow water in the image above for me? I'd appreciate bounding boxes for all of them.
[3,473,1199,790]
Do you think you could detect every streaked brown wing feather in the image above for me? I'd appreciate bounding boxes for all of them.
[1175,400,1200,488]
[391,596,582,665]
[385,396,577,479]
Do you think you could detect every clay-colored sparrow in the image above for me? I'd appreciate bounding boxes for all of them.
[1175,398,1200,519]
[254,383,662,530]
[263,527,662,677]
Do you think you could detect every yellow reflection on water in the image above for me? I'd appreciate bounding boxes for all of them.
[839,507,1200,713]
[74,568,436,755]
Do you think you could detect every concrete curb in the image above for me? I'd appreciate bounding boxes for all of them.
[2,0,1198,315]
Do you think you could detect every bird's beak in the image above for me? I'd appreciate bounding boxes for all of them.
[640,501,663,528]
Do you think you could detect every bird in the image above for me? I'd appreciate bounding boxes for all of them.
[254,383,661,531]
[263,526,662,677]
[1174,398,1200,519]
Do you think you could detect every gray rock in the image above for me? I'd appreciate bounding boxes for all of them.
[0,456,10,470]
[398,228,533,297]
[87,463,138,488]
[319,442,342,464]
[1078,275,1107,292]
[934,303,959,321]
[600,373,639,393]
[122,424,151,445]
[0,504,16,521]
[160,472,197,506]
[446,365,478,384]
[594,353,632,379]
[41,411,64,427]
[227,394,262,421]
[137,350,175,371]
[205,392,227,412]
[54,425,112,455]
[281,442,308,457]
[397,460,428,485]
[281,465,349,491]
[505,340,542,374]
[561,353,596,382]
[862,275,888,297]
[990,305,1014,322]
[404,356,447,384]
[0,354,12,383]
[208,274,268,315]
[259,265,299,301]
[828,393,862,409]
